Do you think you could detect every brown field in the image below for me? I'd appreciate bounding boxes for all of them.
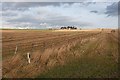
[2,29,119,78]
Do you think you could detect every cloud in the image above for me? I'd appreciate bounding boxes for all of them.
[119,2,120,15]
[1,0,119,2]
[105,2,118,17]
[2,11,18,17]
[2,2,75,11]
[90,10,98,13]
[1,2,118,29]
[3,3,93,29]
[1,0,89,2]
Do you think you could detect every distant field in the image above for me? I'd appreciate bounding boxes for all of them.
[2,29,118,78]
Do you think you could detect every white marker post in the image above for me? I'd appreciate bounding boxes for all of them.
[27,52,31,64]
[14,45,18,54]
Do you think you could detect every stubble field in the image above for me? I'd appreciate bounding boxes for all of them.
[2,29,119,78]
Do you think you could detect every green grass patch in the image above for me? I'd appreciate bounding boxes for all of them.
[37,54,118,78]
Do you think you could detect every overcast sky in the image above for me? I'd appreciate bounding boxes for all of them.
[0,2,118,29]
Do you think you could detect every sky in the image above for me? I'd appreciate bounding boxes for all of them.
[0,2,119,29]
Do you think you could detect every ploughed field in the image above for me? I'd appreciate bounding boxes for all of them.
[2,30,118,78]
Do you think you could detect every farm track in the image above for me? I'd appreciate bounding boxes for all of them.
[2,30,118,78]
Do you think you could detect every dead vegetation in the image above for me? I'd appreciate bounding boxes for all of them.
[2,29,118,78]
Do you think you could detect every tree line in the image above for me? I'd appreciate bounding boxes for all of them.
[60,26,77,29]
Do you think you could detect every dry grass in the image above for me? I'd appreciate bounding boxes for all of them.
[2,29,118,78]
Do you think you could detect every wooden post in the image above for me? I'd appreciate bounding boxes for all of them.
[27,52,31,64]
[14,45,18,54]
